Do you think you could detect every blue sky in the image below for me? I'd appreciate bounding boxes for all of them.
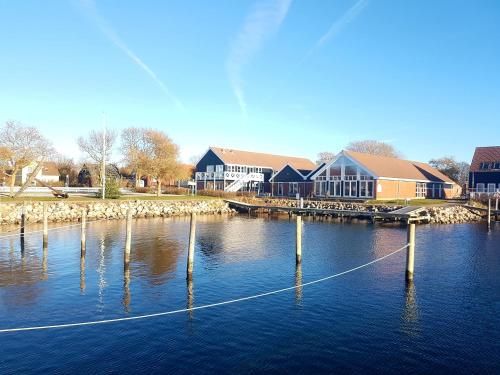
[1,0,499,164]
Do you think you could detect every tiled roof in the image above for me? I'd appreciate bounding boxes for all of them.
[344,150,455,183]
[41,162,60,177]
[209,147,316,171]
[470,146,500,172]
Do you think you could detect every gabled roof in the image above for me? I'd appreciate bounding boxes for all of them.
[470,146,500,172]
[269,164,309,182]
[209,147,316,171]
[311,150,456,183]
[344,150,454,183]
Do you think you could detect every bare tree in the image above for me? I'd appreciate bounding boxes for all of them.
[121,127,147,187]
[346,140,401,158]
[0,121,53,196]
[429,156,469,185]
[55,156,79,186]
[77,129,116,185]
[316,151,336,165]
[138,130,183,196]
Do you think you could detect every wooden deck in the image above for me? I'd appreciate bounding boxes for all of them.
[225,200,430,223]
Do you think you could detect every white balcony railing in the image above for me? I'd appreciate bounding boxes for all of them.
[225,173,264,192]
[195,171,265,181]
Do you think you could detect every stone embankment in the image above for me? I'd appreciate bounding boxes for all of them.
[426,206,482,224]
[252,198,484,224]
[0,200,234,225]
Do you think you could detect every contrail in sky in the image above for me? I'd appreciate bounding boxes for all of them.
[78,0,184,110]
[226,0,292,117]
[304,0,369,60]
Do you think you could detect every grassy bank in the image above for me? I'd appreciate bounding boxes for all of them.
[364,199,449,206]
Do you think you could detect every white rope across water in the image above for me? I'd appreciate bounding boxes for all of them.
[0,244,409,334]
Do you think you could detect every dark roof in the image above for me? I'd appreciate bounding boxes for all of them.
[209,147,316,171]
[470,146,500,172]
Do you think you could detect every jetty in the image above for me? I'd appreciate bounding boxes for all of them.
[225,200,430,223]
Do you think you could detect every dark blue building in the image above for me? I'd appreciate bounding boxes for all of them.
[469,146,500,196]
[195,147,316,195]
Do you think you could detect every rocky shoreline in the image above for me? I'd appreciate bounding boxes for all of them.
[0,198,486,226]
[247,198,485,224]
[0,200,234,225]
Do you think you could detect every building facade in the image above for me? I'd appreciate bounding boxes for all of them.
[310,150,461,200]
[195,147,316,194]
[468,146,500,196]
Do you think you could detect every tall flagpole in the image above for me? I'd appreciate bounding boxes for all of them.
[101,113,106,200]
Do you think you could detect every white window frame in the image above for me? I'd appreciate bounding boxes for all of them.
[344,181,357,197]
[289,182,298,195]
[277,183,284,196]
[476,183,485,192]
[206,165,214,173]
[416,182,427,198]
[359,180,374,198]
[487,183,496,192]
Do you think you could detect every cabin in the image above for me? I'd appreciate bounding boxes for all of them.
[310,150,461,200]
[195,147,316,195]
[14,162,60,186]
[469,146,500,197]
[78,163,121,187]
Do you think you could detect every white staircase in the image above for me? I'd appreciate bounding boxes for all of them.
[225,173,264,192]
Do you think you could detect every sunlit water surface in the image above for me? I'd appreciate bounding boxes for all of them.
[0,215,499,374]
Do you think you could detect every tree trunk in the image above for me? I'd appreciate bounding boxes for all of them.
[14,163,43,198]
[9,167,17,197]
[156,179,162,197]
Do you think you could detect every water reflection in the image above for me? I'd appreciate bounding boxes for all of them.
[295,263,303,304]
[80,255,86,294]
[187,278,194,319]
[41,244,48,281]
[400,281,420,337]
[133,237,182,285]
[0,240,44,307]
[123,265,131,312]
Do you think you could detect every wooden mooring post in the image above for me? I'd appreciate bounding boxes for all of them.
[80,210,87,256]
[43,203,48,247]
[296,215,302,264]
[124,208,132,267]
[20,205,26,239]
[406,223,416,281]
[187,213,196,279]
[487,199,491,231]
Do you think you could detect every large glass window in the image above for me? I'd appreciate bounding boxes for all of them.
[329,181,341,196]
[359,181,373,198]
[206,165,214,173]
[215,165,223,172]
[488,183,496,192]
[289,182,298,195]
[344,181,357,197]
[476,183,485,192]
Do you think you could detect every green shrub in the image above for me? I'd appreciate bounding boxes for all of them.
[96,178,121,199]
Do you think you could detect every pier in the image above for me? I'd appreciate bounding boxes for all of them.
[225,200,430,223]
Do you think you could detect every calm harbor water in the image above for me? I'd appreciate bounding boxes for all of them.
[0,215,499,374]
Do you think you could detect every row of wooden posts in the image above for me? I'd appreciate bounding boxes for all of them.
[18,205,419,281]
[11,205,425,291]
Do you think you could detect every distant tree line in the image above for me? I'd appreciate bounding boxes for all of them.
[0,120,190,197]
